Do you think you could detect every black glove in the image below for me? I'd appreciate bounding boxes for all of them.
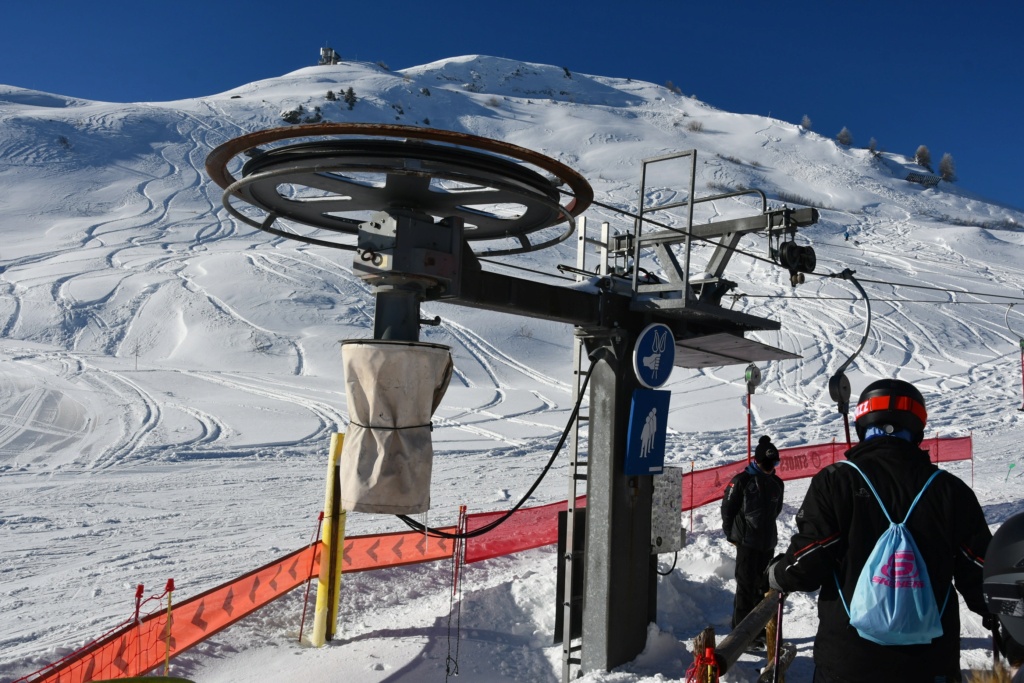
[982,613,1000,632]
[988,619,1007,659]
[766,553,786,592]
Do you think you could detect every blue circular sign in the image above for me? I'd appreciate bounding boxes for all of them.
[633,323,675,388]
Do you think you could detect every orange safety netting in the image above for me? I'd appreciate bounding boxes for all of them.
[19,528,454,683]
[465,495,586,563]
[682,435,972,511]
[466,436,970,560]
[19,436,971,681]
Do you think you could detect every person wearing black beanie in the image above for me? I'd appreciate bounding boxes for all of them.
[754,434,781,471]
[721,434,784,647]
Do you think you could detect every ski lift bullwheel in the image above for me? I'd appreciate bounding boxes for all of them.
[206,123,593,256]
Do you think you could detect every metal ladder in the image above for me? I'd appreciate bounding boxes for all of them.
[560,216,611,681]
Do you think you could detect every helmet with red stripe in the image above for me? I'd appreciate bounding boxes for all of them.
[854,379,928,443]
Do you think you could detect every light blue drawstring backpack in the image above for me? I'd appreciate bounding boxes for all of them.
[835,461,950,645]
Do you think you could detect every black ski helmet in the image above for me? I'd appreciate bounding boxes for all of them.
[982,511,1024,649]
[854,379,928,443]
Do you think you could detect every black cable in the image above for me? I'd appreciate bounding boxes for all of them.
[1006,304,1024,340]
[736,293,1024,305]
[743,294,1024,303]
[655,552,678,576]
[750,261,1024,304]
[823,269,871,449]
[803,242,1023,292]
[567,190,1024,304]
[828,270,872,374]
[477,255,578,281]
[397,353,598,539]
[824,235,1024,276]
[852,276,1024,301]
[731,268,1024,305]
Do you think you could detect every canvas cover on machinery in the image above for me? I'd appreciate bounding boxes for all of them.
[339,340,453,514]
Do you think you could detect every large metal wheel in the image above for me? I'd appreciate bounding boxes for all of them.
[206,124,593,255]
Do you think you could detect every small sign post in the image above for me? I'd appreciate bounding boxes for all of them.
[625,389,670,475]
[633,323,675,389]
[627,323,675,476]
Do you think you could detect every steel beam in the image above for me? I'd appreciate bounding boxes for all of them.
[640,207,819,245]
[580,330,657,673]
[448,266,601,326]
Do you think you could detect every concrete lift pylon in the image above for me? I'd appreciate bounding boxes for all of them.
[205,124,818,677]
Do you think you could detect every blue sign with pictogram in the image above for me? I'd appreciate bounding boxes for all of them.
[633,323,675,389]
[625,389,670,475]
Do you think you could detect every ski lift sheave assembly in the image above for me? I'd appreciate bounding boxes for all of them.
[205,124,820,678]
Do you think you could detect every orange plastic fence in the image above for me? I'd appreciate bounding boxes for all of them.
[17,544,316,683]
[682,435,972,511]
[20,529,454,683]
[20,436,971,681]
[465,496,587,563]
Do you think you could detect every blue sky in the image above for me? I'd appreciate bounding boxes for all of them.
[3,1,1022,210]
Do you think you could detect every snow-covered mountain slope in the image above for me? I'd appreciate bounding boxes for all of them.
[1,55,1023,681]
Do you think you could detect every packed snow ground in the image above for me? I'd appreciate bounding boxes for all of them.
[1,56,1023,682]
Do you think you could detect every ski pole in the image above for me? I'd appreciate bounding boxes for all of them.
[704,647,718,683]
[298,511,324,644]
[772,592,786,683]
[164,578,175,675]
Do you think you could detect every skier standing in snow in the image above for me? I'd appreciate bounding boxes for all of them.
[768,379,993,682]
[721,434,784,645]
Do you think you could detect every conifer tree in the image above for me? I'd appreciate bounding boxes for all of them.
[344,87,357,110]
[939,153,956,182]
[836,126,852,146]
[915,145,932,172]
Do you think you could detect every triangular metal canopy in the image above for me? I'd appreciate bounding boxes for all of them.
[673,332,801,368]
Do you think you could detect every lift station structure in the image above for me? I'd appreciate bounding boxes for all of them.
[206,123,818,679]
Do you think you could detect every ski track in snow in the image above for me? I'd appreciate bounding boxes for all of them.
[432,316,573,446]
[1,59,1023,682]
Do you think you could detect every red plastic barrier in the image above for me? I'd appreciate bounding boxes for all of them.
[682,435,972,512]
[465,496,585,564]
[19,545,317,683]
[20,436,971,681]
[20,528,455,683]
[460,436,973,560]
[923,435,972,463]
[342,528,454,572]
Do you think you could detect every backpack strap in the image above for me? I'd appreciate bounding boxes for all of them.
[834,461,950,617]
[837,460,942,524]
[835,572,852,617]
[902,469,943,524]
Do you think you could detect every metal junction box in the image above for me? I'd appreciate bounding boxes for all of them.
[651,466,684,554]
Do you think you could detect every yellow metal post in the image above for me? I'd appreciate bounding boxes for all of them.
[310,433,346,646]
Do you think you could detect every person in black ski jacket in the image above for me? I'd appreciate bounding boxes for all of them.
[768,379,992,683]
[722,434,784,634]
